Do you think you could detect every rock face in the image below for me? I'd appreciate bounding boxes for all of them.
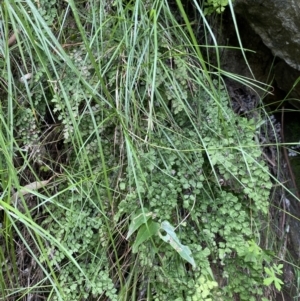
[219,12,274,95]
[233,0,300,71]
[228,0,300,107]
[274,61,300,108]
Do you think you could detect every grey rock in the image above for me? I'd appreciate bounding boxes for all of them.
[274,61,300,109]
[234,0,300,71]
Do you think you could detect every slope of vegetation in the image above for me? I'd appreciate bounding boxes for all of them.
[0,0,289,300]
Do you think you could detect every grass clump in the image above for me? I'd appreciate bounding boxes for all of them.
[0,0,290,300]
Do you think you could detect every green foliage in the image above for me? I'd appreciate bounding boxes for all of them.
[37,0,57,26]
[204,0,232,15]
[264,264,284,291]
[116,73,273,299]
[159,221,196,268]
[0,0,284,300]
[131,219,160,253]
[127,211,196,266]
[218,240,274,300]
[126,208,155,240]
[188,275,222,301]
[41,187,117,300]
[0,54,8,80]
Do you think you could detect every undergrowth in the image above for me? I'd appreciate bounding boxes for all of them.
[0,0,294,300]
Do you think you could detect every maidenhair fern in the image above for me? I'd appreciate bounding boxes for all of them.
[41,187,117,300]
[204,0,232,15]
[45,17,272,300]
[4,1,277,300]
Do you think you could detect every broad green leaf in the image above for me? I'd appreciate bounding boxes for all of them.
[132,220,160,253]
[274,278,283,291]
[264,267,272,276]
[126,209,153,239]
[275,264,283,273]
[263,277,273,286]
[159,221,196,268]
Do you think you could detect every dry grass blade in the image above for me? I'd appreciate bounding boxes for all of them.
[11,178,52,203]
